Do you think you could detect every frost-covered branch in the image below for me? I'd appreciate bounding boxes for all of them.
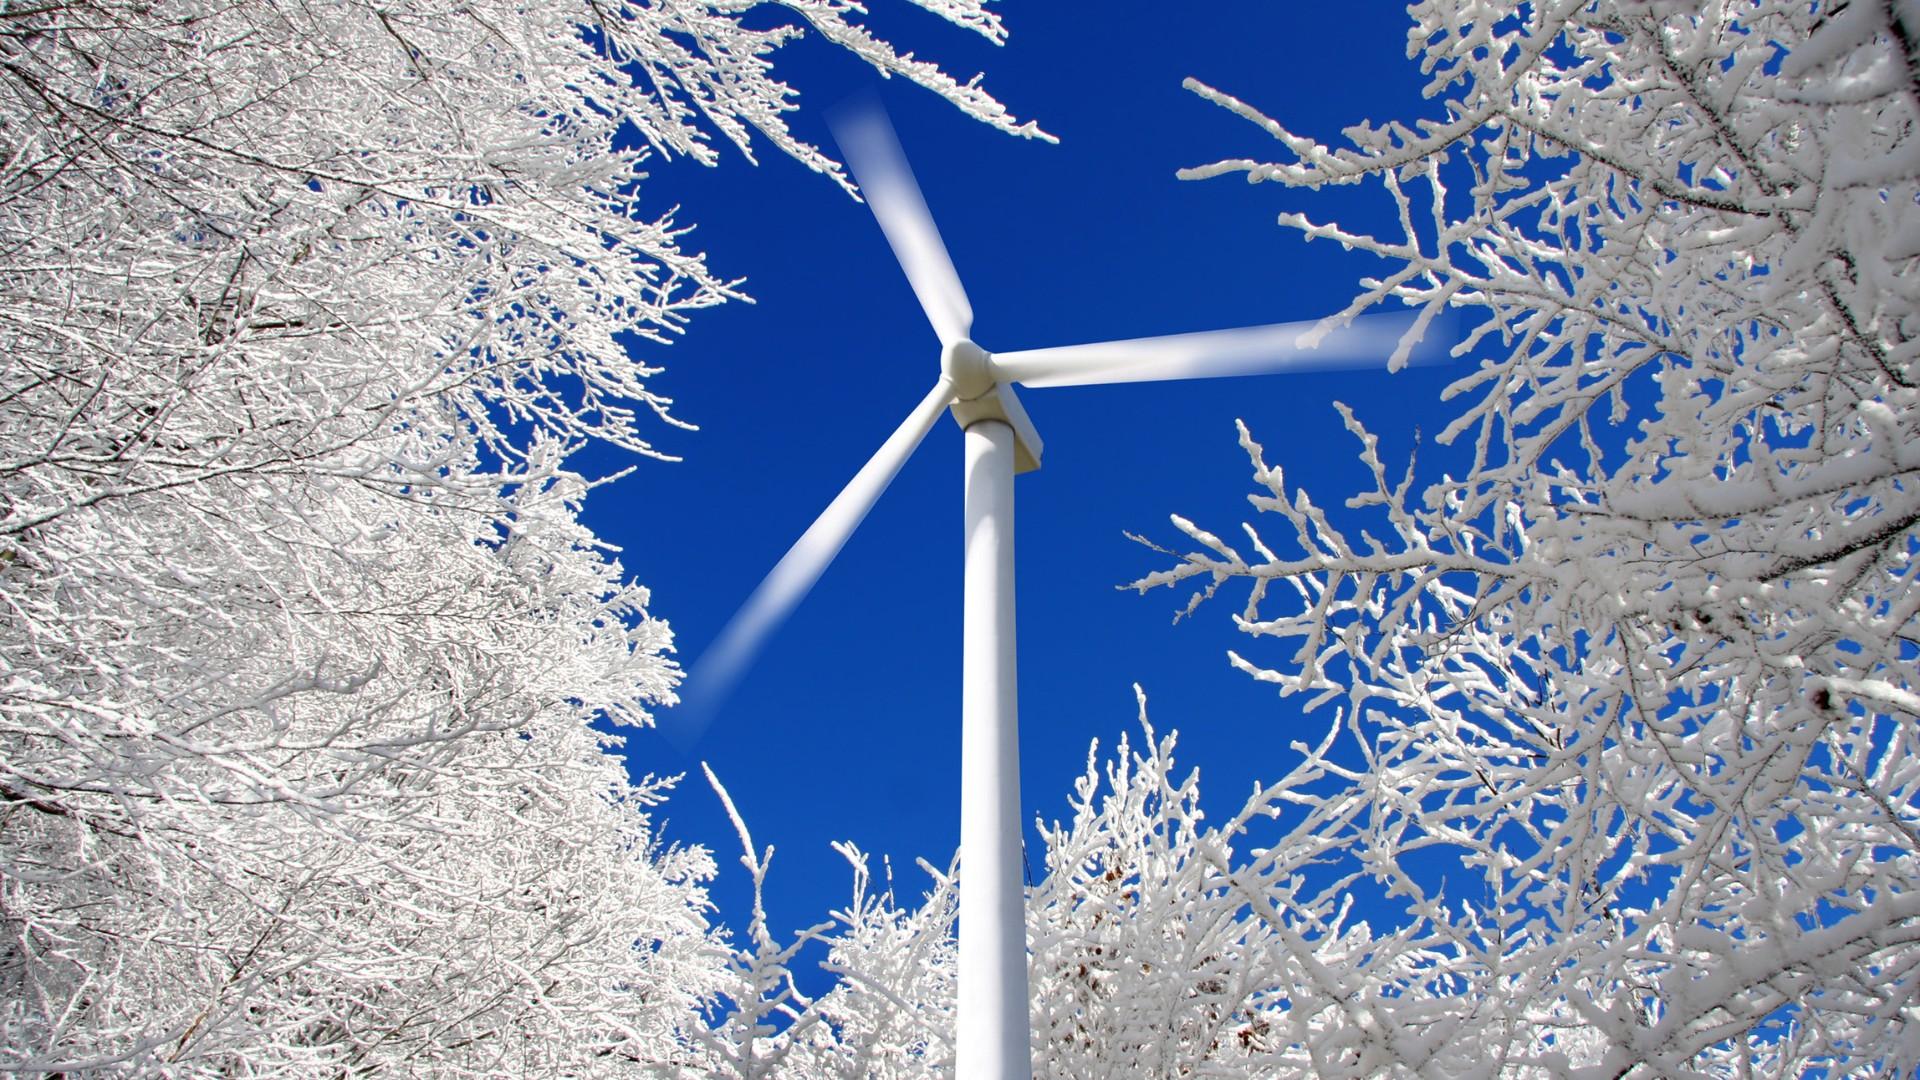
[1131,1,1920,1074]
[0,0,1038,1071]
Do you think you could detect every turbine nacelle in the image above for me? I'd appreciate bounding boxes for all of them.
[942,339,1043,474]
[951,382,1044,476]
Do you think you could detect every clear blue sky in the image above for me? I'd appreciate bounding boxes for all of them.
[584,2,1464,974]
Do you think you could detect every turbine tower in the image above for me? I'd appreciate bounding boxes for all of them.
[685,106,1426,1079]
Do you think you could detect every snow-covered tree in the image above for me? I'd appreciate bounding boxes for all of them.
[1128,0,1920,1073]
[0,0,1039,1072]
[718,2,1920,1076]
[715,695,1560,1078]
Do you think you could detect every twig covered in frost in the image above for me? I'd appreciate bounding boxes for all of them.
[0,0,1039,1072]
[1132,1,1920,1074]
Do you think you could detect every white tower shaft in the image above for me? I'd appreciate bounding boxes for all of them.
[958,419,1031,1079]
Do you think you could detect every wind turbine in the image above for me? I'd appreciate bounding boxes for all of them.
[682,106,1425,1079]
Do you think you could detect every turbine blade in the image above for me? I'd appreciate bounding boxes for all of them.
[831,104,974,346]
[993,311,1434,388]
[670,377,956,743]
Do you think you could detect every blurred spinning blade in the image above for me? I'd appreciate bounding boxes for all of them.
[668,377,957,745]
[831,103,975,347]
[993,311,1432,388]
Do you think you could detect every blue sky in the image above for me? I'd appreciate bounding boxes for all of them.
[586,2,1466,966]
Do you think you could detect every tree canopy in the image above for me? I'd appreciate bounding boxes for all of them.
[0,0,1035,1071]
[1135,1,1920,1071]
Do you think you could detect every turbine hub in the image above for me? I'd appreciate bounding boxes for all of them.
[942,338,1042,474]
[941,339,994,400]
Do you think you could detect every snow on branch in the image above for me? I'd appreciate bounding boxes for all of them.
[1131,0,1920,1073]
[0,0,1037,1072]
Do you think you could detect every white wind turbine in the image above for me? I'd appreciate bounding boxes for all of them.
[682,107,1426,1079]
